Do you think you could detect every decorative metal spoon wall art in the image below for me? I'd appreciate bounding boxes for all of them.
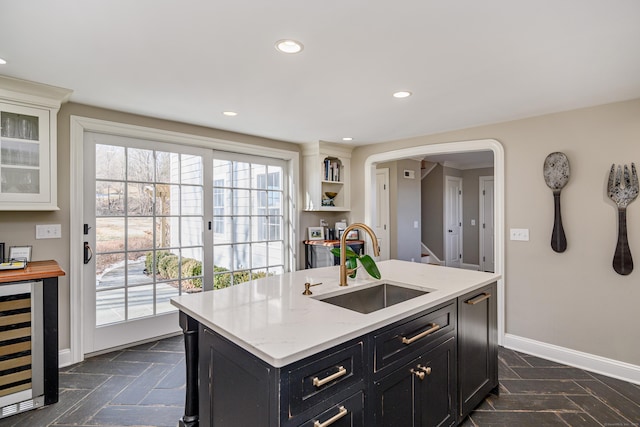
[543,152,570,252]
[607,163,638,275]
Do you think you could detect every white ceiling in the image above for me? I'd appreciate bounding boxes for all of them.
[1,0,639,146]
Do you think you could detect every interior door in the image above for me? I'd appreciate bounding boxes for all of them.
[445,176,463,268]
[479,177,495,272]
[375,168,390,260]
[82,132,212,354]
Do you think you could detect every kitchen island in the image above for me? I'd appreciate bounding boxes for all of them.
[171,260,500,426]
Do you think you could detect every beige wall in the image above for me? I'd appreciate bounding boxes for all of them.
[421,164,444,258]
[351,98,640,366]
[377,160,421,261]
[1,102,301,351]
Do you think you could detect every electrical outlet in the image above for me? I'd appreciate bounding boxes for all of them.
[510,228,529,241]
[36,224,62,239]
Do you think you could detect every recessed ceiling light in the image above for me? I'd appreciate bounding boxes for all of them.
[222,111,238,117]
[393,91,412,98]
[0,58,6,65]
[275,39,304,54]
[342,137,353,142]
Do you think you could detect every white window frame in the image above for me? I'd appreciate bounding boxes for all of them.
[68,116,299,366]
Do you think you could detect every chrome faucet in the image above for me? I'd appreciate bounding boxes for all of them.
[339,223,380,286]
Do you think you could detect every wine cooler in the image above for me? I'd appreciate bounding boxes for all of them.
[0,281,44,418]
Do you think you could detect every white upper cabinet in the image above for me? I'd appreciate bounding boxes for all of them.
[302,141,352,211]
[0,76,72,210]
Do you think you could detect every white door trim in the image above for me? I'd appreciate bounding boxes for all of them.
[444,175,463,268]
[479,176,494,272]
[375,168,390,260]
[69,115,299,365]
[363,139,505,345]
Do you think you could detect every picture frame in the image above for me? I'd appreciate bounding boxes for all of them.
[0,242,4,261]
[9,245,32,262]
[308,227,325,241]
[345,229,359,240]
[338,229,360,240]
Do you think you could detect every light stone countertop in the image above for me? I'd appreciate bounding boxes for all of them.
[170,259,501,367]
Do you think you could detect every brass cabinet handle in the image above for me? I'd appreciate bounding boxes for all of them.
[418,364,432,375]
[313,406,348,427]
[312,366,347,388]
[401,323,441,344]
[410,368,425,380]
[465,292,491,305]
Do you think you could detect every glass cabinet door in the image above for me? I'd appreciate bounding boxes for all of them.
[0,102,50,204]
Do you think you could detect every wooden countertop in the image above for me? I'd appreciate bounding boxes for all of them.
[0,260,65,283]
[304,239,365,246]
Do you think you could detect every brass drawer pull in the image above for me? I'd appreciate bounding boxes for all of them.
[465,292,491,305]
[410,368,425,380]
[313,405,348,427]
[418,364,432,375]
[401,323,441,345]
[312,366,347,388]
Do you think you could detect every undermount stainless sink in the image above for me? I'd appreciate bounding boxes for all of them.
[317,282,429,314]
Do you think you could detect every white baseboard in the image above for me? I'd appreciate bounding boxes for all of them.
[460,263,480,270]
[59,348,73,368]
[503,333,640,385]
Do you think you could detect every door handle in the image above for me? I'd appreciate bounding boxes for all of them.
[84,242,93,264]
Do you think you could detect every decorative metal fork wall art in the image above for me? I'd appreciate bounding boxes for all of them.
[607,163,638,275]
[542,154,638,276]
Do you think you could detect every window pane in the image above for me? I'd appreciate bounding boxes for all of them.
[234,189,250,215]
[268,241,284,266]
[233,244,250,270]
[157,283,179,314]
[128,217,154,251]
[213,159,232,186]
[233,162,251,188]
[214,244,232,271]
[213,216,232,243]
[96,144,125,180]
[181,154,203,185]
[127,148,154,182]
[252,215,267,241]
[96,181,124,216]
[156,217,176,249]
[156,151,179,183]
[214,188,232,215]
[252,164,267,188]
[96,217,125,253]
[211,157,286,284]
[127,251,152,286]
[233,216,250,243]
[96,252,125,285]
[181,217,203,246]
[181,185,202,215]
[127,183,154,215]
[252,242,267,269]
[156,184,178,215]
[269,166,283,190]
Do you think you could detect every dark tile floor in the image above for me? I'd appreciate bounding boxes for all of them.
[1,336,638,426]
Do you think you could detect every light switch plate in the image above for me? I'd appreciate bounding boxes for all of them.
[36,224,62,239]
[510,228,529,241]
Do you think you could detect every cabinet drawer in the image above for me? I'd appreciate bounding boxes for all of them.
[373,302,456,372]
[288,341,364,416]
[297,392,364,427]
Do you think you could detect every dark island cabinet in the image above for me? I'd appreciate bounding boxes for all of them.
[457,282,498,421]
[197,324,366,427]
[372,336,457,427]
[182,283,498,427]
